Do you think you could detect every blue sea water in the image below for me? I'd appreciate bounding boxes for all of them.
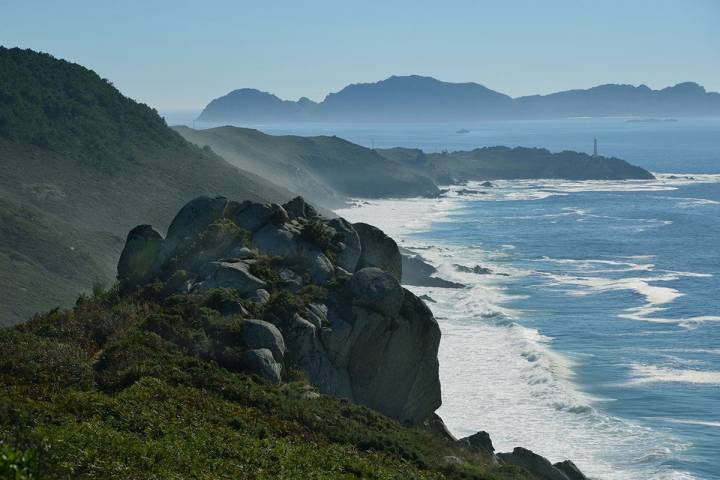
[169,112,720,478]
[331,118,720,480]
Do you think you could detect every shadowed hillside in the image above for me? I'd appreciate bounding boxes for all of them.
[0,47,297,325]
[174,125,440,207]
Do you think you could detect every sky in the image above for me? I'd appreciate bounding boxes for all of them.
[1,0,719,111]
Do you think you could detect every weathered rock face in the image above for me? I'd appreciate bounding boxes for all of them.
[117,195,442,425]
[283,196,318,220]
[328,217,361,272]
[353,222,402,281]
[553,460,587,480]
[117,225,164,286]
[351,267,404,317]
[460,431,494,455]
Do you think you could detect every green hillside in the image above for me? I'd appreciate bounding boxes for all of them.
[0,47,295,325]
[0,285,530,480]
[174,126,440,207]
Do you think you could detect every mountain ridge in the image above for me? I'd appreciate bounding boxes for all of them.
[198,75,720,123]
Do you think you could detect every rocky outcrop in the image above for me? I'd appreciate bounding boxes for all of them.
[117,195,590,475]
[117,225,164,287]
[497,447,576,480]
[456,430,589,480]
[117,195,441,425]
[459,431,495,455]
[353,222,402,281]
[553,460,588,480]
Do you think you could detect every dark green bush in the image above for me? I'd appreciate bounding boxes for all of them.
[0,444,37,480]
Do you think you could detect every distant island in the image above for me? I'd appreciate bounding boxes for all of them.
[197,75,720,123]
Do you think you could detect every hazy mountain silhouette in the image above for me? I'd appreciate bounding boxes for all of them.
[198,75,720,123]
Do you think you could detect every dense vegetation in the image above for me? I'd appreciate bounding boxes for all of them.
[0,281,531,479]
[0,47,294,325]
[0,46,179,165]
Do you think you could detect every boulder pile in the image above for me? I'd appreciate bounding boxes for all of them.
[118,195,441,424]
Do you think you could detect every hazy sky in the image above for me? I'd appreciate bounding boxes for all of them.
[2,0,719,110]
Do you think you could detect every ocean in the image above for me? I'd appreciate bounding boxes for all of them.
[169,113,720,479]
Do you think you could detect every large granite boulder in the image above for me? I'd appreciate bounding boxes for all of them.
[196,261,267,295]
[117,225,164,285]
[163,196,229,254]
[228,200,288,232]
[351,267,404,317]
[242,348,282,384]
[240,319,285,363]
[353,222,402,281]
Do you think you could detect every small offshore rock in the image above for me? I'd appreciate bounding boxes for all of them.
[454,264,493,275]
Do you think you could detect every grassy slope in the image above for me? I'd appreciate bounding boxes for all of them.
[174,126,440,207]
[0,47,296,326]
[0,288,531,480]
[378,146,655,183]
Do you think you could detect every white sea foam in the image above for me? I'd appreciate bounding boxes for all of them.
[335,195,698,480]
[628,364,720,385]
[654,418,720,428]
[448,175,720,202]
[675,197,720,208]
